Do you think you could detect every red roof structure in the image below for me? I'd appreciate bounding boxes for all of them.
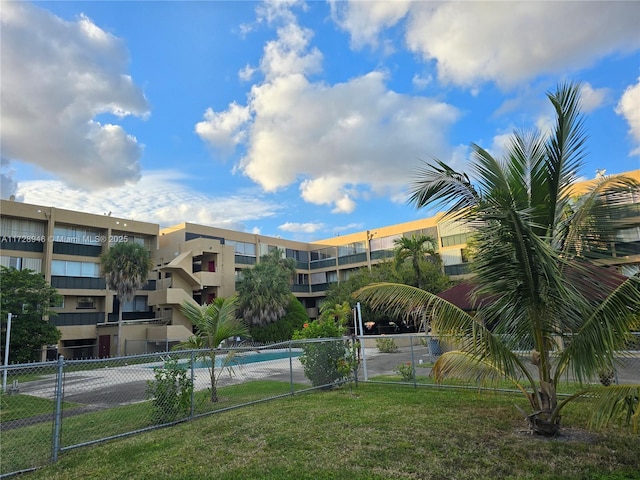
[437,261,629,312]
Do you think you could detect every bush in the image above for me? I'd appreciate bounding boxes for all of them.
[394,362,414,382]
[293,321,349,388]
[250,295,309,343]
[146,359,193,424]
[376,337,398,353]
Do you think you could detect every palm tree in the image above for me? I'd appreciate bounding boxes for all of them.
[356,82,640,436]
[237,248,296,327]
[319,301,351,327]
[393,234,438,290]
[173,297,248,402]
[100,241,152,357]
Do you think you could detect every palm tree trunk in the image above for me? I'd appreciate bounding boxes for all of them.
[117,304,123,357]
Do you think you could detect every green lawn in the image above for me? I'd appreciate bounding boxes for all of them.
[1,393,79,422]
[16,383,640,480]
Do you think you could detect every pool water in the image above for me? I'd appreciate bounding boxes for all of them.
[189,349,302,369]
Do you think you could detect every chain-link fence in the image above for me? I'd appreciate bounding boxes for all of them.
[2,334,638,477]
[0,338,355,477]
[359,333,640,387]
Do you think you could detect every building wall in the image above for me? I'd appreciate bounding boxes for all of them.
[2,169,639,358]
[0,200,159,359]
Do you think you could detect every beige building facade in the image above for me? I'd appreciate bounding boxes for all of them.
[1,169,639,359]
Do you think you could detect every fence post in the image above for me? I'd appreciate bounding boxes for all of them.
[410,336,417,388]
[289,341,295,395]
[352,339,359,387]
[190,350,195,418]
[52,355,65,463]
[356,303,368,381]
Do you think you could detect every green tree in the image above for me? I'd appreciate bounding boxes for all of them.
[173,296,248,402]
[0,267,61,363]
[249,294,309,343]
[237,248,296,327]
[100,241,152,356]
[394,234,439,290]
[318,301,351,327]
[323,262,398,308]
[356,82,640,436]
[293,319,349,388]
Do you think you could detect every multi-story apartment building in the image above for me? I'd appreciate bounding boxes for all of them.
[0,202,158,359]
[1,169,638,359]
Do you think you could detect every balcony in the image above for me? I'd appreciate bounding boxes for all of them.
[147,288,197,308]
[194,270,222,287]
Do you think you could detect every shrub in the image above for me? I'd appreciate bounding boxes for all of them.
[293,321,349,388]
[146,359,193,424]
[376,337,398,353]
[250,295,309,343]
[394,362,414,382]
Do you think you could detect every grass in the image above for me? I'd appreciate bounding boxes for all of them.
[14,383,640,480]
[0,393,79,422]
[0,380,305,475]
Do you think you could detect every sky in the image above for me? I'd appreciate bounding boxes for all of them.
[1,1,639,242]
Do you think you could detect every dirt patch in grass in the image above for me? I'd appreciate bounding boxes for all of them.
[514,426,600,444]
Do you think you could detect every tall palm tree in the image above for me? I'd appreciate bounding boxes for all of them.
[237,248,296,327]
[100,241,152,357]
[173,296,248,402]
[356,82,640,436]
[393,234,438,290]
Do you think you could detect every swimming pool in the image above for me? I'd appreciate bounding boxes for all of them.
[162,349,303,369]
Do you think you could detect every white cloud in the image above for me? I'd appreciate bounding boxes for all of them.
[329,0,411,49]
[194,103,251,155]
[0,3,150,189]
[406,2,640,88]
[239,64,257,82]
[334,1,640,89]
[260,23,323,81]
[197,5,460,214]
[279,222,324,233]
[412,73,432,90]
[615,78,640,156]
[16,170,282,231]
[579,83,610,113]
[256,0,304,26]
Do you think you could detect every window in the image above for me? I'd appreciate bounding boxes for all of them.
[441,232,473,248]
[51,296,64,308]
[1,256,44,273]
[310,247,335,261]
[0,218,45,237]
[370,235,400,252]
[51,260,100,277]
[122,295,147,312]
[226,240,256,256]
[77,297,96,309]
[0,256,22,270]
[286,249,309,262]
[310,272,326,285]
[338,242,366,257]
[53,225,102,245]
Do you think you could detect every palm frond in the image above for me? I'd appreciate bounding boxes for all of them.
[574,385,640,433]
[432,351,531,397]
[545,81,588,227]
[556,276,640,384]
[354,282,533,382]
[407,159,480,218]
[559,174,640,259]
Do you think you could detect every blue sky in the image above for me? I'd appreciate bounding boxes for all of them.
[2,1,639,241]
